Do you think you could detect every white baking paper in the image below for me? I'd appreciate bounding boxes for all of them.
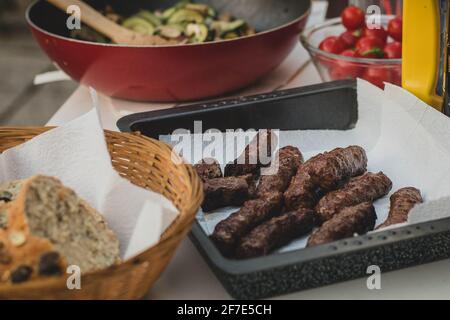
[163,79,450,253]
[0,90,178,260]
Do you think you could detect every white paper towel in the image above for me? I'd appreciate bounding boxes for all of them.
[379,83,450,225]
[0,93,178,260]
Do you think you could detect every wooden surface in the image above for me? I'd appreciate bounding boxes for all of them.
[0,0,77,126]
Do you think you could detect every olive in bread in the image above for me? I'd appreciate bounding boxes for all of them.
[0,175,120,284]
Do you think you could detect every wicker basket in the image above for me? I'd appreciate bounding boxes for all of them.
[0,127,203,299]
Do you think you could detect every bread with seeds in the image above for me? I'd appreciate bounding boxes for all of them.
[0,175,120,284]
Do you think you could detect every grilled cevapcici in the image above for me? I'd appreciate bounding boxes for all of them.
[210,192,283,256]
[377,187,423,229]
[201,174,256,212]
[236,208,315,258]
[316,172,392,223]
[211,146,304,256]
[307,202,377,247]
[305,145,367,190]
[224,130,277,177]
[194,158,222,182]
[204,142,422,258]
[284,146,367,211]
[256,146,303,197]
[283,165,319,211]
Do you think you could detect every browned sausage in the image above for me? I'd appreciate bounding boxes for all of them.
[316,172,392,223]
[377,187,423,229]
[202,174,256,212]
[236,208,315,258]
[210,192,283,257]
[306,145,368,191]
[307,202,377,247]
[224,130,277,177]
[284,146,367,211]
[256,146,303,198]
[283,165,319,211]
[194,158,222,181]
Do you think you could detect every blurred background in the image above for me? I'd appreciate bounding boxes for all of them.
[0,0,400,126]
[0,0,77,126]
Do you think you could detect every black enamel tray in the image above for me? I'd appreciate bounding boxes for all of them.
[117,80,450,299]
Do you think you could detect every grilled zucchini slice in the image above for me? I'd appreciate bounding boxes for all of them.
[122,16,155,35]
[137,10,162,26]
[186,23,209,42]
[168,9,204,24]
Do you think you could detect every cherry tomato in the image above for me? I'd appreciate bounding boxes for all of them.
[356,37,385,58]
[383,42,402,59]
[338,30,362,48]
[362,67,392,88]
[330,49,363,80]
[341,6,366,30]
[363,26,388,45]
[388,17,402,42]
[319,36,346,54]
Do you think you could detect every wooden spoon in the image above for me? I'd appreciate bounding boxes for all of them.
[46,0,178,45]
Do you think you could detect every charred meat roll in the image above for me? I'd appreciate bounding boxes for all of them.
[283,146,367,211]
[256,146,303,198]
[316,172,392,223]
[377,187,423,229]
[283,165,319,211]
[306,145,368,191]
[307,202,377,247]
[210,192,283,257]
[202,174,256,212]
[224,130,277,177]
[236,208,315,259]
[194,158,222,181]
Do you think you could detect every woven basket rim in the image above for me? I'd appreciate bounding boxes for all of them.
[0,126,203,296]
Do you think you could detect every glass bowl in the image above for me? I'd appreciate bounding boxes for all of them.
[300,16,402,88]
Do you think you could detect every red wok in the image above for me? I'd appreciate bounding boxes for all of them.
[27,0,311,102]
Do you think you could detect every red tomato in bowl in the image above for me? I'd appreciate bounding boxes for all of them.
[388,17,402,42]
[317,37,345,69]
[383,42,402,59]
[319,36,346,54]
[330,49,363,80]
[362,67,392,88]
[341,6,366,30]
[363,26,388,45]
[338,30,362,48]
[356,37,385,58]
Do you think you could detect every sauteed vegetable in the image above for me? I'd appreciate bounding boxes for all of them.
[71,0,256,44]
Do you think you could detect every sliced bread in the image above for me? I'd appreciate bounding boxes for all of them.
[0,175,120,284]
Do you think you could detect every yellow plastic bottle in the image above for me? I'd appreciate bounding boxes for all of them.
[402,0,448,111]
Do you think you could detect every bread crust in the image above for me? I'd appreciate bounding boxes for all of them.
[0,195,67,283]
[0,175,120,284]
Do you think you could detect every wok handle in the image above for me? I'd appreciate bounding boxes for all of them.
[46,0,131,42]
